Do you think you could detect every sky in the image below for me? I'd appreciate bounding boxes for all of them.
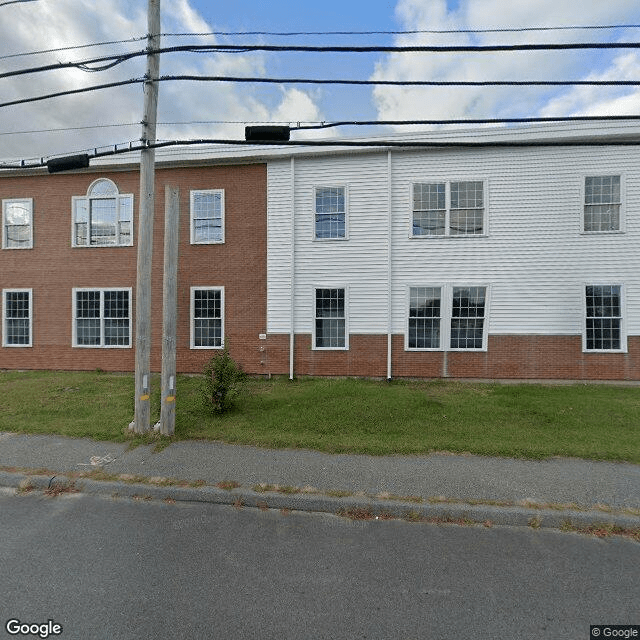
[1,0,640,164]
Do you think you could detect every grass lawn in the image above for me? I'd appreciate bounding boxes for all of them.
[0,370,638,463]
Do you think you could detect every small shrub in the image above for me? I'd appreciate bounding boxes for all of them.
[202,345,247,414]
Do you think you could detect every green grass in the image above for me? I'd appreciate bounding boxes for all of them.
[0,371,639,463]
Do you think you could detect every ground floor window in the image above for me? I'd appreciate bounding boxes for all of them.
[585,285,623,351]
[408,285,487,350]
[314,287,347,349]
[191,287,224,348]
[73,288,131,347]
[3,289,32,347]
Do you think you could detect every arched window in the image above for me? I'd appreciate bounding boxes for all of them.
[72,179,134,247]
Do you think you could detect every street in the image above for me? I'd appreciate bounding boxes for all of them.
[0,491,638,639]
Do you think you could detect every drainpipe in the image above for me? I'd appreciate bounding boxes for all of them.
[387,150,393,381]
[289,157,296,380]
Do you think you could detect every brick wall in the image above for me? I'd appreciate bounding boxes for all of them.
[0,163,267,374]
[266,333,640,381]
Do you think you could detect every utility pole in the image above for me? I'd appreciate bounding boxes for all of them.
[155,185,179,436]
[132,0,160,434]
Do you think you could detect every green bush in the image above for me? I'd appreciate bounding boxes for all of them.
[202,346,247,414]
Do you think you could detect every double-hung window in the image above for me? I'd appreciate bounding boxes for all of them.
[73,288,131,347]
[314,287,347,349]
[72,179,133,247]
[190,190,224,244]
[584,175,621,232]
[585,285,623,351]
[412,181,484,236]
[315,187,346,239]
[2,199,33,249]
[3,289,32,347]
[191,287,224,348]
[407,285,488,350]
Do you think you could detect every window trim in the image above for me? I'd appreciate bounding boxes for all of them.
[72,179,134,248]
[72,287,132,349]
[410,179,487,238]
[190,286,225,350]
[405,284,490,352]
[581,173,625,235]
[2,288,33,348]
[190,189,225,245]
[313,185,349,241]
[582,283,626,353]
[312,285,349,350]
[2,198,33,250]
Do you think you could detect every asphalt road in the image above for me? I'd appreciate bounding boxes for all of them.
[0,491,638,640]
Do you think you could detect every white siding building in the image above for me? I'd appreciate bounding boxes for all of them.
[265,121,640,380]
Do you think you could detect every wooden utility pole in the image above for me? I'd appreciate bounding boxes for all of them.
[132,0,161,434]
[156,185,179,436]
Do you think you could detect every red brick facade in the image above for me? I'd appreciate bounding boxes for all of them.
[0,163,267,374]
[264,334,640,380]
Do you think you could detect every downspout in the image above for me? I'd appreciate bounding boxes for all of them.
[387,150,393,381]
[289,156,296,380]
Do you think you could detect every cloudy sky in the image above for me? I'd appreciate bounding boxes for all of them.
[1,0,640,163]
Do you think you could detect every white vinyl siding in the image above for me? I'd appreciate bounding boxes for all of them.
[267,142,640,342]
[2,198,33,249]
[3,289,32,347]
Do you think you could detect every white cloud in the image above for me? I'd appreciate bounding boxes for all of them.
[371,0,640,129]
[0,0,326,163]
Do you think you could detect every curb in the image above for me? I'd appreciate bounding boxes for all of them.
[2,471,640,533]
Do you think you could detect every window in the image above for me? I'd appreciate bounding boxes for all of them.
[73,288,131,347]
[314,288,347,349]
[2,199,33,249]
[191,287,223,348]
[408,287,441,349]
[190,190,224,244]
[412,181,484,236]
[72,179,133,247]
[584,175,621,232]
[3,289,32,347]
[315,187,346,239]
[407,285,488,350]
[585,285,623,351]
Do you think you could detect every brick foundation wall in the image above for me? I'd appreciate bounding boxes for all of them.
[265,333,640,381]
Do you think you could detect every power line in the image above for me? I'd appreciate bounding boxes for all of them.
[0,38,147,62]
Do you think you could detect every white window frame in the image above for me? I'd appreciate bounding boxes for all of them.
[72,179,134,248]
[2,198,33,249]
[2,288,33,347]
[313,185,348,241]
[583,283,626,353]
[72,287,132,348]
[411,180,487,238]
[190,189,225,245]
[405,284,489,352]
[190,286,225,349]
[581,174,625,234]
[312,285,349,350]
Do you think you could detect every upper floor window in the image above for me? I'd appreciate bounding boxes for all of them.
[72,179,133,247]
[412,181,484,237]
[190,190,224,244]
[315,186,346,239]
[3,289,32,347]
[584,175,621,232]
[2,198,33,249]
